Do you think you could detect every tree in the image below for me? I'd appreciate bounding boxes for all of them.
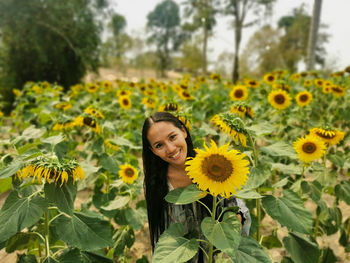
[182,0,220,74]
[146,0,187,77]
[278,5,328,72]
[223,0,275,83]
[0,0,105,110]
[306,0,323,70]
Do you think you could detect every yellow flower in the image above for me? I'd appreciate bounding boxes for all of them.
[330,85,346,97]
[119,164,138,184]
[293,135,326,163]
[177,115,192,132]
[101,80,113,93]
[230,104,254,118]
[295,91,313,107]
[141,97,157,109]
[263,73,276,84]
[322,85,332,94]
[104,139,119,151]
[55,102,72,111]
[86,83,99,93]
[119,96,132,110]
[84,106,105,119]
[73,116,101,134]
[32,85,43,94]
[0,111,3,118]
[229,85,248,101]
[268,89,292,110]
[116,90,132,97]
[185,140,250,198]
[13,89,21,97]
[303,79,313,87]
[211,114,247,147]
[178,90,194,101]
[309,128,345,145]
[209,73,222,82]
[314,79,324,88]
[159,103,181,112]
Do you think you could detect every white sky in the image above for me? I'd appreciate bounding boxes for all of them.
[113,0,350,70]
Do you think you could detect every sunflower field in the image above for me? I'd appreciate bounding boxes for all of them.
[0,68,350,263]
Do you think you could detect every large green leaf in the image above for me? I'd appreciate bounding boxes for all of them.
[42,256,59,263]
[244,165,271,190]
[335,180,350,205]
[246,122,274,136]
[165,184,207,204]
[101,195,130,210]
[271,163,302,175]
[234,189,262,199]
[124,206,147,230]
[41,134,65,146]
[262,190,313,234]
[152,223,199,263]
[99,153,118,174]
[44,179,77,215]
[260,141,297,159]
[58,248,113,263]
[235,236,272,263]
[0,159,23,179]
[0,178,12,193]
[112,136,141,149]
[283,232,320,263]
[17,254,38,263]
[301,181,322,202]
[201,213,241,260]
[52,211,113,251]
[0,191,48,242]
[113,225,135,255]
[5,232,38,253]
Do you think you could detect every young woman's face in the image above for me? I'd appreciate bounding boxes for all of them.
[147,121,188,168]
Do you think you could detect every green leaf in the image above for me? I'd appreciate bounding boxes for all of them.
[77,161,99,191]
[201,213,241,260]
[44,178,77,215]
[152,223,199,263]
[58,248,113,263]
[246,122,274,136]
[17,254,38,263]
[124,206,147,230]
[43,256,59,263]
[99,153,118,174]
[0,191,48,242]
[113,226,135,255]
[301,181,322,202]
[0,178,12,193]
[5,232,38,253]
[261,141,297,159]
[0,159,23,179]
[52,211,113,251]
[272,177,289,188]
[165,184,207,204]
[244,165,271,190]
[271,163,302,175]
[234,189,262,199]
[319,247,337,263]
[261,234,282,249]
[335,180,350,205]
[235,236,272,263]
[101,196,130,210]
[20,125,46,141]
[197,122,218,136]
[262,190,313,234]
[112,136,141,149]
[41,134,65,146]
[283,232,320,263]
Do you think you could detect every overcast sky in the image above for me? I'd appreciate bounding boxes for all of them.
[113,0,350,70]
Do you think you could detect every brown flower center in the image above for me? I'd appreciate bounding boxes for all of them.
[302,142,317,154]
[202,154,233,182]
[268,75,275,82]
[125,168,135,177]
[299,94,309,102]
[234,89,244,98]
[274,94,286,104]
[122,98,130,106]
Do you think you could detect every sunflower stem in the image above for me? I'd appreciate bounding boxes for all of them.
[208,197,217,263]
[44,211,50,258]
[256,197,261,243]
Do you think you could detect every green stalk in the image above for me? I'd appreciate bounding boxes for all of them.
[256,197,261,242]
[208,197,217,263]
[44,212,50,258]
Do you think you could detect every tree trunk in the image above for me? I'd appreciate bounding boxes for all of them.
[306,0,322,71]
[232,22,242,84]
[202,23,208,75]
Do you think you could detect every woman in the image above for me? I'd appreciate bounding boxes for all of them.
[142,111,250,261]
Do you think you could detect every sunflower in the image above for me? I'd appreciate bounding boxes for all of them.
[178,90,194,101]
[73,116,101,134]
[314,79,324,88]
[263,73,276,84]
[86,83,99,93]
[303,79,313,87]
[119,96,132,110]
[209,73,222,82]
[142,97,157,109]
[55,102,72,111]
[13,89,21,97]
[290,73,301,81]
[101,80,113,93]
[185,140,249,198]
[32,85,43,94]
[159,103,180,112]
[344,66,350,73]
[16,158,84,186]
[268,89,292,110]
[211,114,247,147]
[295,91,313,107]
[70,84,84,95]
[116,90,132,97]
[104,139,119,151]
[293,135,326,163]
[177,115,192,132]
[309,127,345,145]
[84,106,105,119]
[230,104,254,118]
[229,85,248,101]
[331,85,346,97]
[272,82,290,92]
[196,76,207,83]
[0,111,3,118]
[322,85,332,94]
[119,164,138,184]
[244,79,259,88]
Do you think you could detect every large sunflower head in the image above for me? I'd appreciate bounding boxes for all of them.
[185,140,250,198]
[118,164,138,184]
[309,127,345,145]
[295,91,313,107]
[229,85,248,101]
[210,113,247,147]
[293,135,326,163]
[268,89,292,110]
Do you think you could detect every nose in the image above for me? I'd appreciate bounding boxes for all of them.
[165,142,176,153]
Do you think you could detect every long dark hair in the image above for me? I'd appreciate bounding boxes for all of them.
[142,112,196,250]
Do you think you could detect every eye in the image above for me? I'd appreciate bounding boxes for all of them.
[169,134,177,141]
[155,143,163,149]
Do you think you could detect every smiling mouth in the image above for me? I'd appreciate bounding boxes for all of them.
[169,150,181,160]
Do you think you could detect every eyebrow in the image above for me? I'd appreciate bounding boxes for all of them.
[152,131,177,147]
